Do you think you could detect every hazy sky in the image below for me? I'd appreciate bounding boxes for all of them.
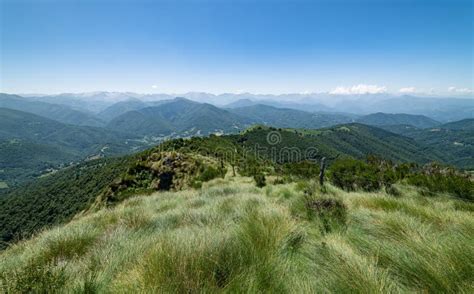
[1,0,472,95]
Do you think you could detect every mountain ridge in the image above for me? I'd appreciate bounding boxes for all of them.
[0,93,105,127]
[356,112,440,129]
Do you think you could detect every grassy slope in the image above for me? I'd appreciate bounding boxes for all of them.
[1,175,472,293]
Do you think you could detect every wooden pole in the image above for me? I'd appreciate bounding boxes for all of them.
[319,157,326,186]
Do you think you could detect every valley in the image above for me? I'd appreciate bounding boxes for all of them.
[1,93,473,188]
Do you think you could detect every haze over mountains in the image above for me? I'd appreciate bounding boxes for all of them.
[356,112,440,129]
[0,91,473,188]
[3,92,473,122]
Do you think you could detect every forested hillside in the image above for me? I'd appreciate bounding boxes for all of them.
[233,124,439,163]
[0,157,134,249]
[0,108,146,187]
[378,119,474,169]
[356,112,440,128]
[228,104,353,129]
[107,98,251,136]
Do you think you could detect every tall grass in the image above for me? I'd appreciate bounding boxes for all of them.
[1,177,473,292]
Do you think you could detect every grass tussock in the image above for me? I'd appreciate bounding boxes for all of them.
[1,176,473,293]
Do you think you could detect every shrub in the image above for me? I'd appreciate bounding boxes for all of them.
[197,165,222,182]
[328,157,404,193]
[329,158,473,200]
[306,197,347,234]
[407,165,473,201]
[254,173,266,188]
[329,158,384,192]
[282,161,320,179]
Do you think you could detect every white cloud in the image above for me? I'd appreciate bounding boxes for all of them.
[399,87,417,93]
[329,84,387,95]
[151,85,158,89]
[448,86,473,94]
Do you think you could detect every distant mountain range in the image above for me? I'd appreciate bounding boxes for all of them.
[107,98,251,137]
[228,104,355,129]
[337,95,474,122]
[98,98,149,121]
[0,93,105,127]
[356,112,440,129]
[1,92,473,187]
[4,92,473,123]
[224,98,334,113]
[104,99,459,137]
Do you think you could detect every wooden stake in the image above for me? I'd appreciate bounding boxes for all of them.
[319,157,326,186]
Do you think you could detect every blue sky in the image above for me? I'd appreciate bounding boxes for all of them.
[1,0,472,95]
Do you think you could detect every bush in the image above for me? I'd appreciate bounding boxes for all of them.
[328,157,406,193]
[329,158,384,192]
[282,161,320,179]
[328,158,473,201]
[306,197,347,234]
[254,173,266,188]
[197,166,223,182]
[407,164,473,201]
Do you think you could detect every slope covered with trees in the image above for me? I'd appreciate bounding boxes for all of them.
[0,157,134,249]
[356,112,440,128]
[228,104,354,129]
[0,108,146,186]
[233,124,439,164]
[378,119,474,169]
[107,98,251,137]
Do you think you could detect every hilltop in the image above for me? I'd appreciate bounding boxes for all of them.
[107,98,251,137]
